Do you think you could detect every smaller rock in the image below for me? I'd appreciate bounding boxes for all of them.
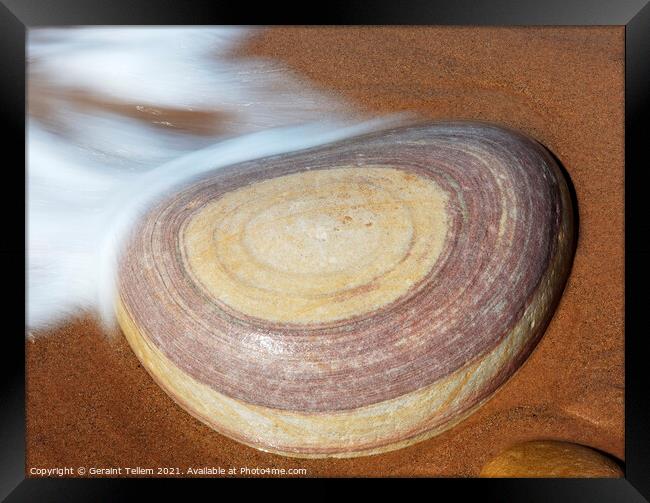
[480,441,623,478]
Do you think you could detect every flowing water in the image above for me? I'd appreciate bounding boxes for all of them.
[27,27,403,330]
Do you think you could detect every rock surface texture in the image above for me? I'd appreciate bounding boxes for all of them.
[480,441,623,477]
[117,122,575,457]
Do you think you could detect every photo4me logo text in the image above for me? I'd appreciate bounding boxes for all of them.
[29,466,308,477]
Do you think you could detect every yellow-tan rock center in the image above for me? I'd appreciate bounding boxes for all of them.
[182,167,448,324]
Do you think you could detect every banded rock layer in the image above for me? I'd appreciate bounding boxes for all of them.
[117,122,575,457]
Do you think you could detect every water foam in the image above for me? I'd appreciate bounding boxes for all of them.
[27,27,403,330]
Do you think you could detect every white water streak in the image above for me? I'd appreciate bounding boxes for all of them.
[27,27,403,330]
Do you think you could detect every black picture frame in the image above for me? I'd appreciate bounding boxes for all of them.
[2,0,648,499]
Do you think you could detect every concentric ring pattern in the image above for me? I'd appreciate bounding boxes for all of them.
[117,122,575,457]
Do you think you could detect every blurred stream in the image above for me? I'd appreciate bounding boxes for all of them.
[27,27,397,330]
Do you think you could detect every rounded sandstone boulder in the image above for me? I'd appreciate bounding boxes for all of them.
[117,122,575,457]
